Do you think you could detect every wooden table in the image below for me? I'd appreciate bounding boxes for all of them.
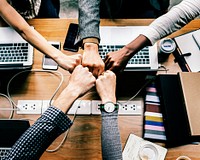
[1,18,200,160]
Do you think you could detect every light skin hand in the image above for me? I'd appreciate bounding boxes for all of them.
[55,52,82,73]
[96,70,116,104]
[53,65,96,113]
[82,43,105,77]
[0,0,82,74]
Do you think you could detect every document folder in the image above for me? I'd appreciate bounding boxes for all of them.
[156,74,190,147]
[178,72,200,137]
[156,73,200,148]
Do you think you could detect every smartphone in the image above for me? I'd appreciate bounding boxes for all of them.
[63,23,79,52]
[42,41,60,70]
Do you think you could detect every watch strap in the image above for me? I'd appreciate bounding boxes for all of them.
[99,102,119,112]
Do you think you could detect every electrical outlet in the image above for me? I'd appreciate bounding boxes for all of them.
[91,99,143,115]
[118,99,143,115]
[42,100,53,114]
[17,100,43,114]
[67,100,92,115]
[91,100,101,115]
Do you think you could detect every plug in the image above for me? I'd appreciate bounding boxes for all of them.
[67,100,92,115]
[145,75,156,81]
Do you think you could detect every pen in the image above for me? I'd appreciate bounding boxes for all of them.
[192,32,200,50]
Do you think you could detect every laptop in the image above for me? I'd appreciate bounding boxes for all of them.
[0,119,30,158]
[0,27,34,70]
[99,26,158,71]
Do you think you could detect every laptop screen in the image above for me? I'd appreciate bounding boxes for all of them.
[0,120,30,148]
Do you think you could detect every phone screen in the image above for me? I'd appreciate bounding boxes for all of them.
[42,42,60,70]
[63,23,79,52]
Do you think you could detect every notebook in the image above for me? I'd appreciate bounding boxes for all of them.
[173,29,200,72]
[155,74,191,148]
[0,27,34,70]
[0,119,30,158]
[178,72,200,136]
[99,26,158,71]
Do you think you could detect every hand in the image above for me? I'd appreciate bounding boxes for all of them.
[53,65,96,113]
[67,65,96,96]
[104,47,130,73]
[82,43,105,77]
[56,53,82,73]
[104,35,151,73]
[96,70,116,104]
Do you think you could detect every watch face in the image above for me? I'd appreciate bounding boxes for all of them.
[104,102,115,113]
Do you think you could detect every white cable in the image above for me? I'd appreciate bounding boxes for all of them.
[120,78,154,105]
[176,156,191,160]
[6,69,64,109]
[45,91,93,153]
[0,93,14,119]
[46,99,82,153]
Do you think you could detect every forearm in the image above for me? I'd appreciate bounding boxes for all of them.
[5,106,72,160]
[142,0,200,45]
[101,111,122,160]
[21,27,63,60]
[53,86,80,113]
[78,0,100,44]
[119,35,151,58]
[0,1,63,61]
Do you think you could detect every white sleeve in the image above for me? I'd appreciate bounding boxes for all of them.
[141,0,200,45]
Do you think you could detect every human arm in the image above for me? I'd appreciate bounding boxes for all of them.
[0,0,82,72]
[142,0,200,45]
[104,35,151,72]
[96,70,122,160]
[78,0,105,77]
[105,0,200,72]
[4,65,96,160]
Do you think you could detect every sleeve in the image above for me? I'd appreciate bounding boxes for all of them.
[101,110,123,160]
[141,0,200,45]
[76,0,100,46]
[4,106,73,160]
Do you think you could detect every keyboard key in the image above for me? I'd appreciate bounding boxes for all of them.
[99,45,150,65]
[0,43,29,63]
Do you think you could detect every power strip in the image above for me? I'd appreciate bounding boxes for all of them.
[17,100,43,114]
[17,99,143,115]
[91,99,143,115]
[17,100,53,114]
[67,100,91,115]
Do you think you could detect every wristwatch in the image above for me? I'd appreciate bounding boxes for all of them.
[99,101,119,113]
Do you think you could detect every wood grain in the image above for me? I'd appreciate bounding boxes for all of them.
[1,18,200,160]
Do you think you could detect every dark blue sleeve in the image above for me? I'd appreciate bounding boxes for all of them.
[4,106,72,160]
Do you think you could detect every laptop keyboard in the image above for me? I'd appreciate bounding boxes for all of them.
[0,43,29,63]
[0,148,10,159]
[99,45,150,65]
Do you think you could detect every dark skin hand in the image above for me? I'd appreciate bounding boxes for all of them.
[104,34,151,73]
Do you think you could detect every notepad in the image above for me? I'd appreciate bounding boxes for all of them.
[156,74,191,147]
[174,29,200,72]
[156,73,200,147]
[178,72,200,136]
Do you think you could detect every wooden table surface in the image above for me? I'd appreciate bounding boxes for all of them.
[1,18,200,160]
